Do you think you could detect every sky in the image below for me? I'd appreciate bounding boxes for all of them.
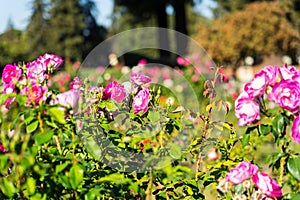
[0,0,216,34]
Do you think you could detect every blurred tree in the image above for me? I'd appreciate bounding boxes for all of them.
[80,0,107,58]
[24,0,48,60]
[0,28,28,68]
[212,0,274,17]
[194,2,300,69]
[46,0,85,64]
[112,0,204,63]
[114,0,171,61]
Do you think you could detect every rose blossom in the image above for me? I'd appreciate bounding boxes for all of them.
[292,115,300,144]
[255,65,278,86]
[69,77,82,90]
[176,56,191,66]
[132,88,150,114]
[3,97,16,110]
[23,83,48,106]
[0,143,6,153]
[138,59,147,66]
[2,83,17,109]
[268,79,300,113]
[225,161,259,185]
[2,64,22,84]
[37,53,64,69]
[26,60,47,83]
[252,172,282,197]
[102,81,126,103]
[52,89,81,110]
[235,92,260,126]
[279,64,300,80]
[130,73,151,86]
[207,148,218,161]
[244,74,267,97]
[3,83,16,95]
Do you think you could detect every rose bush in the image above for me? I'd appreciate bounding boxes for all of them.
[230,64,300,199]
[1,54,300,199]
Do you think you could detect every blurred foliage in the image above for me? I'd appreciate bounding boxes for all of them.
[212,0,274,17]
[0,0,106,69]
[194,1,300,68]
[111,0,207,63]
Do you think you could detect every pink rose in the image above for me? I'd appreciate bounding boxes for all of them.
[130,73,151,86]
[292,115,300,144]
[0,143,7,153]
[132,88,150,114]
[207,148,218,161]
[52,89,81,110]
[252,172,282,197]
[23,83,48,106]
[3,97,16,110]
[235,92,260,126]
[69,77,82,90]
[279,64,300,80]
[268,79,300,113]
[2,64,22,84]
[103,81,126,103]
[26,60,47,83]
[225,161,259,185]
[2,83,16,109]
[244,74,267,97]
[176,56,191,66]
[138,59,147,66]
[256,65,278,86]
[3,83,16,95]
[37,53,64,69]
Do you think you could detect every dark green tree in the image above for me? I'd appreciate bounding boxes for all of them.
[0,28,28,68]
[114,0,171,60]
[46,0,85,63]
[80,0,107,58]
[24,0,47,60]
[112,0,203,63]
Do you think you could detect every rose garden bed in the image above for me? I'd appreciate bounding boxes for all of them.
[0,54,299,199]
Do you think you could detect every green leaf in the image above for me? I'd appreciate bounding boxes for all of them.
[258,124,271,136]
[26,177,36,195]
[84,188,100,200]
[287,157,300,181]
[48,107,66,124]
[16,95,27,105]
[241,133,250,147]
[99,174,131,184]
[35,130,54,145]
[169,143,181,159]
[234,183,244,195]
[55,162,69,174]
[272,115,285,140]
[148,111,160,122]
[60,175,71,189]
[11,111,24,130]
[285,193,300,199]
[69,164,84,189]
[26,120,39,133]
[173,119,183,131]
[155,157,172,170]
[1,178,18,198]
[0,93,15,105]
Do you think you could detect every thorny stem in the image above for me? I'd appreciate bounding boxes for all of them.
[38,111,44,133]
[279,156,285,187]
[196,82,214,180]
[145,172,153,200]
[54,135,62,155]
